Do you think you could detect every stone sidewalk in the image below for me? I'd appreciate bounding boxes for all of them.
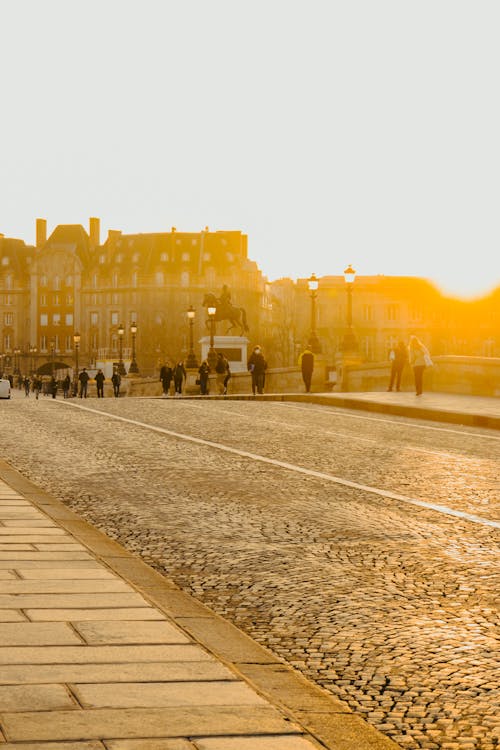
[201,391,500,430]
[0,463,400,749]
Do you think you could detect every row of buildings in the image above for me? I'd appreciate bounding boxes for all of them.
[0,218,498,376]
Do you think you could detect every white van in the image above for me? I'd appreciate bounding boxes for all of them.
[0,378,11,399]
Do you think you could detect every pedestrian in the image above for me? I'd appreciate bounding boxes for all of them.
[173,361,186,396]
[50,376,58,399]
[387,341,408,392]
[247,345,267,395]
[299,347,314,393]
[198,359,210,395]
[95,368,105,398]
[215,352,230,395]
[23,376,31,397]
[111,369,121,398]
[408,335,433,396]
[159,362,173,397]
[62,373,71,398]
[33,375,42,400]
[78,367,89,398]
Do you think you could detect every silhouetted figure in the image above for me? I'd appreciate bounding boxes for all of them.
[79,368,89,398]
[408,335,432,396]
[198,360,210,395]
[111,370,121,397]
[299,347,314,393]
[95,369,105,398]
[62,374,71,398]
[387,341,408,392]
[247,345,267,395]
[173,361,186,396]
[159,363,173,397]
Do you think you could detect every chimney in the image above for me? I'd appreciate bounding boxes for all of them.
[36,218,47,247]
[89,217,100,247]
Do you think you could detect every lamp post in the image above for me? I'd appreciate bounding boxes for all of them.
[13,348,21,375]
[185,306,198,369]
[30,345,37,374]
[128,322,139,374]
[207,305,217,369]
[49,338,56,378]
[342,264,357,352]
[73,332,80,395]
[307,273,321,353]
[117,323,126,375]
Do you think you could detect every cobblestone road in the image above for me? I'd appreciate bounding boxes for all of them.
[1,393,499,750]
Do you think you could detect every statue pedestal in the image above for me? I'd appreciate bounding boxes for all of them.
[199,336,249,373]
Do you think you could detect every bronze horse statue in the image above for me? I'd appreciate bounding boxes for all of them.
[202,293,249,336]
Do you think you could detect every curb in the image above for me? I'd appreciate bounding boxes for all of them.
[0,457,401,750]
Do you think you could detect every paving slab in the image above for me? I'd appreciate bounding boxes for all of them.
[73,620,191,645]
[105,741,195,749]
[0,622,82,645]
[1,520,57,526]
[26,607,167,621]
[0,544,34,551]
[194,738,320,750]
[0,592,148,609]
[0,527,66,535]
[0,644,213,664]
[0,580,131,594]
[1,706,300,742]
[0,684,77,712]
[0,744,104,749]
[0,611,27,622]
[0,560,103,569]
[34,543,89,550]
[17,567,118,579]
[71,681,268,708]
[0,551,94,560]
[0,661,237,685]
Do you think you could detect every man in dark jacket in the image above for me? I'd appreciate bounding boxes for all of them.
[159,362,173,397]
[247,346,267,395]
[95,369,105,398]
[173,361,186,396]
[111,369,121,397]
[299,347,314,392]
[78,368,89,398]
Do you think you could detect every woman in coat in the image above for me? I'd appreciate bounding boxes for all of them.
[408,336,432,396]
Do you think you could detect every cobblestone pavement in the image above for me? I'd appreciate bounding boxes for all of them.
[1,393,499,750]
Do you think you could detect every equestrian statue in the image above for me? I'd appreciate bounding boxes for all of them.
[202,285,249,336]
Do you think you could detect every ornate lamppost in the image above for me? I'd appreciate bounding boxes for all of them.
[185,306,198,369]
[342,264,357,352]
[49,338,56,378]
[128,322,139,374]
[307,273,321,353]
[117,323,126,375]
[13,348,21,375]
[207,305,217,369]
[73,332,80,395]
[30,345,37,374]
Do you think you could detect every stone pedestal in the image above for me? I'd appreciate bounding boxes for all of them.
[184,368,200,395]
[199,336,249,373]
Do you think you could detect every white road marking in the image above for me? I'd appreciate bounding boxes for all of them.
[59,401,500,530]
[271,401,500,441]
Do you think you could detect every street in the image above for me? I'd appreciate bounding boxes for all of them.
[1,392,499,750]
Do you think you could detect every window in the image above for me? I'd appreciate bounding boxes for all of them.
[191,239,198,246]
[1,257,9,266]
[40,314,48,327]
[92,274,98,289]
[111,334,118,353]
[65,335,72,351]
[132,253,140,263]
[91,333,98,349]
[65,313,73,326]
[111,311,119,326]
[66,293,73,305]
[226,252,234,262]
[53,314,61,326]
[5,275,12,289]
[160,252,168,262]
[99,254,106,264]
[131,271,138,287]
[116,254,123,263]
[180,271,189,287]
[40,294,47,306]
[40,275,48,287]
[409,305,422,321]
[129,311,137,324]
[40,335,47,351]
[155,271,164,286]
[53,294,60,306]
[53,276,61,290]
[90,312,99,326]
[3,313,13,326]
[90,293,98,305]
[54,335,60,351]
[363,305,373,322]
[203,252,211,261]
[3,334,11,350]
[65,275,73,286]
[112,293,118,304]
[181,252,190,262]
[112,272,118,288]
[387,304,399,321]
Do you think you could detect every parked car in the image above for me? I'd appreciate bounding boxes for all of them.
[0,378,11,399]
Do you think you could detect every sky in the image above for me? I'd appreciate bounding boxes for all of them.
[0,0,499,299]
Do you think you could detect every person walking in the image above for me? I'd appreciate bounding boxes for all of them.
[408,335,433,396]
[173,361,186,396]
[23,376,31,397]
[159,362,173,397]
[33,375,42,400]
[50,376,58,399]
[299,347,314,393]
[198,359,210,395]
[78,368,89,398]
[247,345,267,395]
[111,369,121,398]
[62,374,71,399]
[215,353,230,395]
[95,368,105,398]
[387,341,408,392]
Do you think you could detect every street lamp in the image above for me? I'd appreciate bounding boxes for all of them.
[13,348,21,375]
[128,322,139,374]
[185,306,198,369]
[307,273,321,354]
[49,337,56,378]
[342,264,357,352]
[207,305,217,369]
[73,332,80,394]
[30,345,37,374]
[117,323,127,375]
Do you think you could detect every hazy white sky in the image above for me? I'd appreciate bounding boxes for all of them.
[1,1,499,298]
